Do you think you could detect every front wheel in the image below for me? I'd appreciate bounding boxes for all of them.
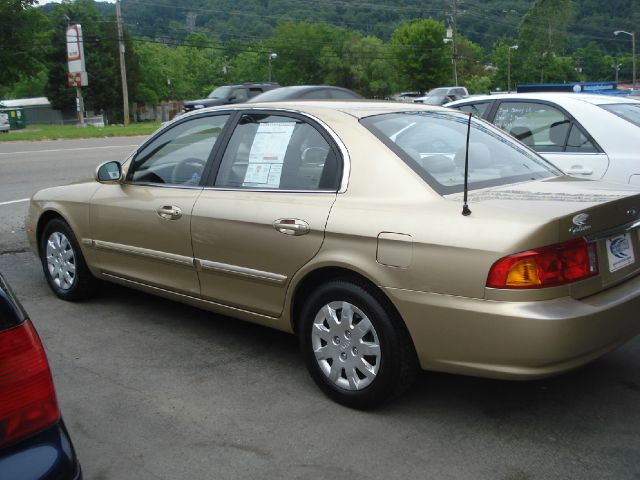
[40,218,98,301]
[299,280,417,409]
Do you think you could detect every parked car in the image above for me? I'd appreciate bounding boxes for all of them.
[0,273,82,479]
[388,92,423,102]
[181,82,280,113]
[413,86,469,105]
[0,112,9,133]
[248,85,363,102]
[26,101,640,409]
[446,93,640,185]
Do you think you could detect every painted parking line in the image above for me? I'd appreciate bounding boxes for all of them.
[0,198,29,206]
[0,144,139,156]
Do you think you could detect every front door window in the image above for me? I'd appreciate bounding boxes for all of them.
[127,115,229,186]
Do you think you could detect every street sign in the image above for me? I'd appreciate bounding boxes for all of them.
[66,24,88,87]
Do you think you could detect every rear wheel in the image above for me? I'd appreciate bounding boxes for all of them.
[299,280,417,409]
[40,218,98,301]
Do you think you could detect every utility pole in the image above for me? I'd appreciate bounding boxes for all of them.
[507,45,518,93]
[116,0,129,126]
[450,0,460,86]
[614,31,636,92]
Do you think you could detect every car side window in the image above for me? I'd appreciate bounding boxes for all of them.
[329,89,360,99]
[231,88,248,102]
[493,102,570,152]
[301,90,331,100]
[453,102,490,118]
[127,115,229,186]
[214,114,340,191]
[566,124,597,152]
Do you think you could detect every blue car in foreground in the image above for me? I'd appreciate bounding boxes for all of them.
[0,273,81,480]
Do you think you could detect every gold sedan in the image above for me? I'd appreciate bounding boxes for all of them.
[26,102,640,409]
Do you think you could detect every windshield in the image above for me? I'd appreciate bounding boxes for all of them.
[207,86,232,99]
[428,88,448,95]
[599,102,640,127]
[361,111,560,195]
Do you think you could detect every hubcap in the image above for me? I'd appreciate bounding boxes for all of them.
[311,301,381,391]
[45,231,76,290]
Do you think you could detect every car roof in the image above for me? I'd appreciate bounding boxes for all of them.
[446,92,640,107]
[178,100,444,120]
[248,85,363,102]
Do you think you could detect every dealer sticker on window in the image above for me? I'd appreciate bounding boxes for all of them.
[606,233,635,272]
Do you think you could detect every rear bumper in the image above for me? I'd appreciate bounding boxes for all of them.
[0,419,82,480]
[386,273,640,379]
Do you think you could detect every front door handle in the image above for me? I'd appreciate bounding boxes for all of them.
[565,165,594,176]
[273,219,310,236]
[157,205,182,220]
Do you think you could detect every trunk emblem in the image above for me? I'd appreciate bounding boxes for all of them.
[569,213,591,235]
[627,208,637,217]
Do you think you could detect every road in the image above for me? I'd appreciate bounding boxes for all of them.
[0,136,145,254]
[1,138,640,479]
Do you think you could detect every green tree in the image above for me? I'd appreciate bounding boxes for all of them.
[517,0,574,82]
[572,42,616,81]
[490,39,520,91]
[134,41,173,104]
[344,35,398,98]
[456,37,486,86]
[267,21,340,85]
[389,19,450,93]
[0,0,49,87]
[176,32,224,97]
[229,50,267,84]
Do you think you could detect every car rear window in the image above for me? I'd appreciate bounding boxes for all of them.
[599,103,640,127]
[361,111,560,195]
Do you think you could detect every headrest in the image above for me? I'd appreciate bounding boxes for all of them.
[509,126,535,146]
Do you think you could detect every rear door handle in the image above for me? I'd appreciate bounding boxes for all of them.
[157,205,182,220]
[273,219,310,236]
[565,165,593,176]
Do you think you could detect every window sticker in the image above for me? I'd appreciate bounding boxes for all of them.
[243,122,296,188]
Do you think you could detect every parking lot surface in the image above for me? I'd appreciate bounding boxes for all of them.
[1,138,640,479]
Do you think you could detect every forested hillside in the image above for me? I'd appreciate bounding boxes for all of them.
[114,0,638,53]
[3,0,638,123]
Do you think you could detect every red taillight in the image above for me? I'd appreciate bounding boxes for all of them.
[487,238,598,289]
[0,320,60,448]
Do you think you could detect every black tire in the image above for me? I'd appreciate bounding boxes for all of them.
[40,218,99,301]
[299,280,418,409]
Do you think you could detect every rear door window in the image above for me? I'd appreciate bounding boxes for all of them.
[493,101,570,152]
[213,113,341,191]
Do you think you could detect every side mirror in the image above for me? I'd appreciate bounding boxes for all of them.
[95,161,122,183]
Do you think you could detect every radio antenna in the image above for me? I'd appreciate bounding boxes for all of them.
[462,111,472,216]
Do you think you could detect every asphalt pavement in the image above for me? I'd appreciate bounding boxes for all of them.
[1,137,639,479]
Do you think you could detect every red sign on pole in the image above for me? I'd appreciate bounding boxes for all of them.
[67,72,81,87]
[67,72,88,87]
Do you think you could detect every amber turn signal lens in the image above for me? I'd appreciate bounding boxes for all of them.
[487,238,598,289]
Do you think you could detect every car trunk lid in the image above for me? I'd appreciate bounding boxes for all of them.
[459,176,640,298]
